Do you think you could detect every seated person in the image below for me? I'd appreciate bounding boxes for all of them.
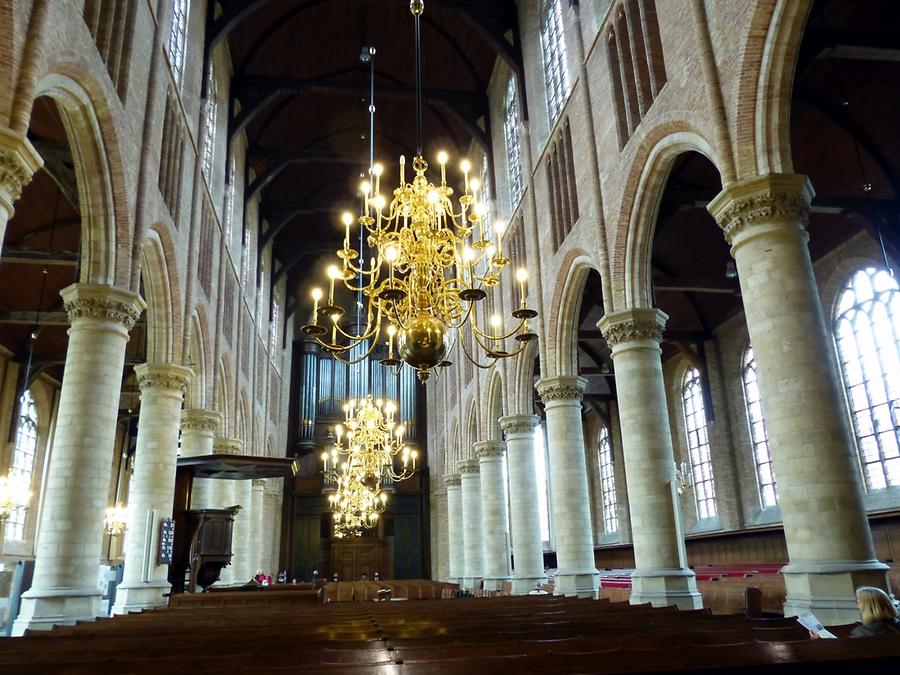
[851,586,899,638]
[254,570,267,584]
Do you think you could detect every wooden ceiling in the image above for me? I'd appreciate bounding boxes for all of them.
[220,0,519,294]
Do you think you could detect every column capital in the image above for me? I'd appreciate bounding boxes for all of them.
[475,440,506,460]
[597,307,667,348]
[0,128,43,210]
[251,479,266,488]
[707,173,814,247]
[536,375,587,403]
[500,414,539,438]
[134,363,193,393]
[60,283,146,331]
[212,436,243,455]
[443,473,461,487]
[180,408,223,433]
[457,459,480,475]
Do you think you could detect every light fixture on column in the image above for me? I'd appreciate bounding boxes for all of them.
[301,0,538,383]
[104,504,128,537]
[674,460,692,496]
[0,471,32,524]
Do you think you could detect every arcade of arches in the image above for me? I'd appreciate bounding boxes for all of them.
[0,0,898,637]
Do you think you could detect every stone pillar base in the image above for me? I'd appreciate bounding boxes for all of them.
[554,568,600,598]
[461,576,483,589]
[482,576,510,592]
[512,575,548,595]
[12,587,102,635]
[782,560,889,625]
[630,568,703,609]
[111,581,171,615]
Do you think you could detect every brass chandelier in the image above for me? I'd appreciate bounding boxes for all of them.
[321,396,417,489]
[302,0,538,383]
[329,477,387,538]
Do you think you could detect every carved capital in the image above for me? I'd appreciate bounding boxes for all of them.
[180,408,223,433]
[707,173,814,247]
[252,479,266,488]
[457,459,480,475]
[0,128,42,207]
[135,363,193,393]
[60,283,146,331]
[443,473,461,488]
[536,376,586,403]
[475,440,506,460]
[499,414,539,438]
[212,436,243,455]
[597,307,667,348]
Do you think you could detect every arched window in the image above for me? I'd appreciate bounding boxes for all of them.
[834,267,900,490]
[269,287,281,363]
[681,367,717,519]
[534,424,551,544]
[742,345,777,507]
[503,77,524,207]
[540,0,569,123]
[224,154,236,252]
[7,391,38,541]
[480,156,493,233]
[201,62,217,180]
[598,426,618,534]
[166,0,190,84]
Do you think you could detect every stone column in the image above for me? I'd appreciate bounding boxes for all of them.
[598,309,702,609]
[444,473,463,584]
[113,363,192,614]
[0,127,42,254]
[250,479,266,575]
[178,409,222,509]
[13,284,145,634]
[536,377,600,598]
[457,458,484,588]
[476,441,510,591]
[232,478,253,582]
[264,480,283,574]
[500,414,548,594]
[709,174,888,623]
[211,436,242,584]
[431,489,449,582]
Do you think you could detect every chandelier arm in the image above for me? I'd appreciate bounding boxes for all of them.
[471,315,529,342]
[458,331,498,369]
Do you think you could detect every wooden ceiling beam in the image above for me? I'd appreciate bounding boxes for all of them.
[0,311,69,326]
[1,247,78,266]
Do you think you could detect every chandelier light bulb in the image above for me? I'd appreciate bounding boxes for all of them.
[327,264,341,280]
[460,159,471,173]
[342,212,354,226]
[360,181,371,195]
[437,151,448,165]
[384,244,400,262]
[387,324,397,336]
[311,287,323,300]
[372,194,386,210]
[491,314,502,329]
[469,177,480,193]
[516,268,528,283]
[372,163,384,177]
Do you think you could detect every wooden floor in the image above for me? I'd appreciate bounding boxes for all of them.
[2,595,899,673]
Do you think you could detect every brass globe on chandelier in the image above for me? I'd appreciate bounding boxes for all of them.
[301,0,538,383]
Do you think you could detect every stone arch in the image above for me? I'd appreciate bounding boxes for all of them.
[734,0,813,177]
[237,391,249,450]
[511,338,538,417]
[483,366,504,442]
[450,419,460,471]
[139,230,177,364]
[547,251,602,379]
[0,0,13,122]
[618,126,721,310]
[32,70,130,286]
[465,399,478,459]
[215,359,231,436]
[186,310,209,409]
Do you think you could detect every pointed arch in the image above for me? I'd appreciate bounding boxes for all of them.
[33,69,132,286]
[616,123,721,310]
[547,250,602,379]
[186,310,209,409]
[465,398,479,458]
[215,359,231,436]
[140,229,177,364]
[483,366,504,442]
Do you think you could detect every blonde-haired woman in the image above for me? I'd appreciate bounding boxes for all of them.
[851,586,899,638]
